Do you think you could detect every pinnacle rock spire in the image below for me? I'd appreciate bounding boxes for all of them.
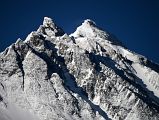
[37,17,65,37]
[43,17,56,28]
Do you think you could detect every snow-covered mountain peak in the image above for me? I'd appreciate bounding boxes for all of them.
[43,17,55,28]
[83,19,96,26]
[36,17,65,37]
[70,19,123,50]
[1,17,159,120]
[70,19,108,39]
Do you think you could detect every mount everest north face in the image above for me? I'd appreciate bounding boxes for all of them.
[0,17,159,120]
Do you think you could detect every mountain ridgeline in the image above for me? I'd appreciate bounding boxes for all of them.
[0,17,159,120]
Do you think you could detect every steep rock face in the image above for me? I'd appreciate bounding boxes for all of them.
[0,17,159,120]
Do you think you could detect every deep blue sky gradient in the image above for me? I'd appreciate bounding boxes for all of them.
[0,0,159,63]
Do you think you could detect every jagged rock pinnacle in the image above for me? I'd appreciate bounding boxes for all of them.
[37,17,64,37]
[43,17,55,28]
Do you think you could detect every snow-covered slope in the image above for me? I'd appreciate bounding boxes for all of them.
[0,17,159,120]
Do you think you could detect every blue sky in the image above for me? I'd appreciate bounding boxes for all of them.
[0,0,159,63]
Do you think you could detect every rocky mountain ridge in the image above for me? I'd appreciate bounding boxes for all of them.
[0,17,159,120]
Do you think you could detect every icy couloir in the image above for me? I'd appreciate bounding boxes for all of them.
[0,17,159,120]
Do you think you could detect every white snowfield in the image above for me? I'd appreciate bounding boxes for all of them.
[71,20,159,99]
[0,17,159,120]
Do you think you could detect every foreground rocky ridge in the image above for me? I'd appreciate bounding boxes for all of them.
[0,17,159,120]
